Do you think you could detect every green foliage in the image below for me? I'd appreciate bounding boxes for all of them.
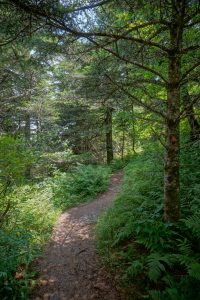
[0,135,33,183]
[36,150,99,176]
[96,143,200,299]
[110,155,134,171]
[51,165,111,209]
[0,182,59,299]
[0,162,110,299]
[0,2,199,299]
[0,228,38,300]
[36,149,74,175]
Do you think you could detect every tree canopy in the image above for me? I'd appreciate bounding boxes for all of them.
[0,0,200,299]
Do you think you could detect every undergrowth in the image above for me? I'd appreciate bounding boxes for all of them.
[0,183,59,300]
[96,142,200,300]
[50,164,111,209]
[0,164,110,299]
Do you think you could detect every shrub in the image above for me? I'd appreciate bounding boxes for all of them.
[51,164,111,209]
[0,183,59,300]
[96,143,200,299]
[0,135,33,184]
[0,144,110,299]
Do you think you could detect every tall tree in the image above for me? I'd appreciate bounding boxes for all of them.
[4,0,200,221]
[105,103,113,164]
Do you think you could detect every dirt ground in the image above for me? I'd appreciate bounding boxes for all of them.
[31,171,123,300]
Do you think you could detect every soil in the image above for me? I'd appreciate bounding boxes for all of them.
[31,171,123,300]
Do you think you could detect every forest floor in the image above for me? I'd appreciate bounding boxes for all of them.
[31,171,123,300]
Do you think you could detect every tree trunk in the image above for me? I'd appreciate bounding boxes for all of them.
[105,105,113,164]
[25,114,31,142]
[24,114,31,178]
[164,1,185,222]
[121,128,125,161]
[164,85,180,222]
[131,103,136,153]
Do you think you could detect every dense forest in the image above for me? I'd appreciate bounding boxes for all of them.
[0,0,200,299]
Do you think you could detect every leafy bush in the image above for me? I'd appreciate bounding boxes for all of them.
[36,149,74,175]
[110,155,133,171]
[33,150,99,177]
[0,137,110,300]
[0,183,60,300]
[0,135,33,184]
[96,143,200,299]
[0,163,110,299]
[51,164,111,209]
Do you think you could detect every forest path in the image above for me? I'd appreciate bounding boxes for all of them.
[32,171,123,300]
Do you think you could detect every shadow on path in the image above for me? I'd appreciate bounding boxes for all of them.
[31,171,123,300]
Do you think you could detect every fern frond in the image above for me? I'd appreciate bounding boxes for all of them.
[188,263,200,280]
[147,253,169,282]
[184,214,200,238]
[125,259,144,278]
[172,254,195,266]
[149,290,164,300]
[177,238,193,256]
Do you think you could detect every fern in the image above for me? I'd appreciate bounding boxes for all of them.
[97,144,200,299]
[125,260,144,278]
[184,214,200,239]
[177,238,193,256]
[113,218,135,245]
[171,253,196,267]
[149,290,164,300]
[188,263,200,280]
[147,253,172,282]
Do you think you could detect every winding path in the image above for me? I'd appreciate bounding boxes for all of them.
[32,171,123,300]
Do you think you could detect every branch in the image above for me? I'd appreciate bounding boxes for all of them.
[181,44,200,54]
[0,25,30,47]
[8,0,170,53]
[102,46,168,83]
[151,127,167,148]
[83,35,168,83]
[131,113,164,124]
[69,29,170,53]
[0,23,44,47]
[1,94,27,101]
[124,78,166,87]
[184,20,200,27]
[180,60,200,82]
[0,75,8,86]
[105,74,166,119]
[178,93,200,121]
[69,0,113,12]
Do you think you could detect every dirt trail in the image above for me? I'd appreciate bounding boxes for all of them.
[32,171,123,300]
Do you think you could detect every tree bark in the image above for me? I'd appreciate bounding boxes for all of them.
[131,103,136,153]
[24,114,31,178]
[164,83,180,222]
[164,1,185,222]
[121,128,125,161]
[25,114,31,142]
[105,105,113,164]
